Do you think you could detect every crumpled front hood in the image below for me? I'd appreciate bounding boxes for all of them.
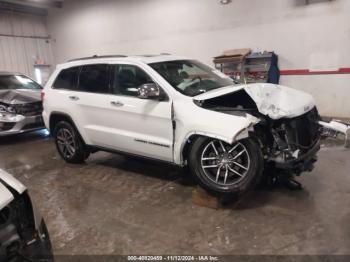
[0,89,41,105]
[194,83,316,119]
[0,169,26,210]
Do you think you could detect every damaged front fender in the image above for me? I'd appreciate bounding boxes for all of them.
[173,98,261,165]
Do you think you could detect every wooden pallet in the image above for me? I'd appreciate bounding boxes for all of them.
[192,187,238,209]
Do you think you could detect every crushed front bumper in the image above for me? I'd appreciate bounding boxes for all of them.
[274,139,321,172]
[0,115,45,137]
[319,120,350,147]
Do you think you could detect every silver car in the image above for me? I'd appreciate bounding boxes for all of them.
[0,72,44,136]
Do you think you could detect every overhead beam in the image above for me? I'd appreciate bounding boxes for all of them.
[0,1,48,15]
[0,0,63,15]
[0,33,50,39]
[14,0,63,8]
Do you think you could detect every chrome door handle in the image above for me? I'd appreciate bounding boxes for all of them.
[111,101,124,107]
[69,96,79,101]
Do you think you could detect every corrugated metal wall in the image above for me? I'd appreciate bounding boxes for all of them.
[0,11,53,79]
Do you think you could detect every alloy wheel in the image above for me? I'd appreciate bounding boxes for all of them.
[200,140,250,186]
[56,128,76,159]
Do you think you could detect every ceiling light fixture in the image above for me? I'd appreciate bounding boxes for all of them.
[220,0,231,4]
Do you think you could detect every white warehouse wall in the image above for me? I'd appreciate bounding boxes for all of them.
[0,11,54,79]
[48,0,350,117]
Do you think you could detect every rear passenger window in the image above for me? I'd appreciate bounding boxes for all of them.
[53,67,79,90]
[78,64,109,94]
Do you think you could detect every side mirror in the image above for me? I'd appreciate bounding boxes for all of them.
[138,83,160,99]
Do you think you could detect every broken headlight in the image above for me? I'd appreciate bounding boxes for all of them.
[0,113,25,123]
[0,103,23,123]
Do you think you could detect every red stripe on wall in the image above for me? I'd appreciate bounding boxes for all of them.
[280,68,350,75]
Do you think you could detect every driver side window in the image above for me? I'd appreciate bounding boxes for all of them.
[112,64,153,97]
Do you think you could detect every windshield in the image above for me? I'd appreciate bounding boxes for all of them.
[0,75,42,90]
[149,60,234,97]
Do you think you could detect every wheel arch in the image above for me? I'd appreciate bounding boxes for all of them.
[49,112,76,132]
[179,131,247,166]
[50,113,90,163]
[48,112,87,144]
[178,123,256,165]
[180,134,202,166]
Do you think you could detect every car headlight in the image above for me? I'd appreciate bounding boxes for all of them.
[0,113,25,122]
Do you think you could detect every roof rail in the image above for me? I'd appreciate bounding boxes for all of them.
[133,53,172,57]
[68,55,127,62]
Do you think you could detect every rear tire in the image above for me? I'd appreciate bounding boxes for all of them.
[188,137,263,195]
[53,121,89,164]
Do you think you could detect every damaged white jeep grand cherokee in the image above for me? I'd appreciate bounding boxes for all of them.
[43,55,328,195]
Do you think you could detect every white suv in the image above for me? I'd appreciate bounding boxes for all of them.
[42,54,322,195]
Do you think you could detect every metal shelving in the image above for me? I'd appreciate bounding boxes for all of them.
[214,51,278,84]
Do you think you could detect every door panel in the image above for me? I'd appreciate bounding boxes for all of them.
[62,64,113,145]
[89,95,173,162]
[76,63,173,162]
[69,91,111,145]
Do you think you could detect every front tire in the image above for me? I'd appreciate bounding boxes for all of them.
[188,137,263,195]
[53,121,89,164]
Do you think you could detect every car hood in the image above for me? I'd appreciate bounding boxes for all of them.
[0,89,41,105]
[0,169,26,210]
[193,83,316,119]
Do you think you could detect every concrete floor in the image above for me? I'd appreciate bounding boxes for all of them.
[0,131,350,255]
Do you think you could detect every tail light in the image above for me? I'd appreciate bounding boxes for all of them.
[41,90,45,102]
